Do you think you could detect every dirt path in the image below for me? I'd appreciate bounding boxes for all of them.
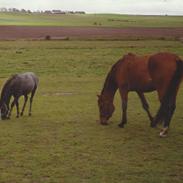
[0,26,183,40]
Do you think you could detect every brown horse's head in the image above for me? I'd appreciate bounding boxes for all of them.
[97,94,115,125]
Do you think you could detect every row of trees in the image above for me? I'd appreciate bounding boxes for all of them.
[0,7,85,14]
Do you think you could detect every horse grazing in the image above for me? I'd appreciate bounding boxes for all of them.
[98,52,183,137]
[0,72,39,119]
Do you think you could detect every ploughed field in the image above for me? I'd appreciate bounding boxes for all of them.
[1,13,183,40]
[1,26,183,40]
[0,40,182,183]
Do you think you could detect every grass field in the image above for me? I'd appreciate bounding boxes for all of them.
[1,12,183,27]
[0,40,183,183]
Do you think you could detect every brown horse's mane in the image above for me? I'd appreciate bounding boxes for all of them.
[1,74,18,100]
[101,53,135,95]
[101,64,117,94]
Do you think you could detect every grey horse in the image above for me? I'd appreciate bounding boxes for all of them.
[0,72,39,119]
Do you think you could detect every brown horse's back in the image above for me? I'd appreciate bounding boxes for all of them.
[148,52,181,101]
[115,53,155,92]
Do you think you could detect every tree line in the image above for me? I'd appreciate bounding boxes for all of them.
[0,7,85,14]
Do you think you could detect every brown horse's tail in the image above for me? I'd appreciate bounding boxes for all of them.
[152,60,183,126]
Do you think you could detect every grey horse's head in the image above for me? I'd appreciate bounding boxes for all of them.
[0,101,8,120]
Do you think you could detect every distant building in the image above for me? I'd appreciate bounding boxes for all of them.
[66,11,74,14]
[0,7,7,12]
[75,11,85,14]
[52,10,66,14]
[44,10,52,14]
[8,8,16,12]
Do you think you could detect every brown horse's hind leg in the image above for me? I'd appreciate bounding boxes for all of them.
[137,92,153,123]
[118,87,128,128]
[20,95,28,116]
[150,89,165,128]
[160,100,176,137]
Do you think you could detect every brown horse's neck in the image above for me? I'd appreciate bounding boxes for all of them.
[101,70,118,101]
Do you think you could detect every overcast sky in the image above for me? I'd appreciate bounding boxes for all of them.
[0,0,183,15]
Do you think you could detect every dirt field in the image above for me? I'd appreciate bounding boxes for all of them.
[1,26,183,40]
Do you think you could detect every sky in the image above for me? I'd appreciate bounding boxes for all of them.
[0,0,183,15]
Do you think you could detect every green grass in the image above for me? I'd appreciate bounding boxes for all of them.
[0,40,182,182]
[0,12,183,27]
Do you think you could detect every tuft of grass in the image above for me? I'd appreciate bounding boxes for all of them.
[0,40,182,182]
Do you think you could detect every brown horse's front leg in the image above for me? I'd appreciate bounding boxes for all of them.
[118,88,128,128]
[137,92,154,123]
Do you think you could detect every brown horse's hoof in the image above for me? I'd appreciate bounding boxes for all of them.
[150,117,154,123]
[159,128,168,138]
[118,123,125,128]
[2,116,9,120]
[150,122,156,128]
[101,122,108,126]
[20,112,23,116]
[16,116,19,118]
[29,113,32,116]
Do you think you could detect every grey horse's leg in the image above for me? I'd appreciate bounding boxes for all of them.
[8,99,16,118]
[8,97,20,118]
[29,87,37,116]
[15,98,20,118]
[20,95,28,116]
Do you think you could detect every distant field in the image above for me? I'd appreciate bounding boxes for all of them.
[0,40,182,183]
[0,12,183,27]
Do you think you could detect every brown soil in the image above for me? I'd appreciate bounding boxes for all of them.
[0,26,183,40]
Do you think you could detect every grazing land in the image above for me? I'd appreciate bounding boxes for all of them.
[0,40,182,183]
[0,12,183,27]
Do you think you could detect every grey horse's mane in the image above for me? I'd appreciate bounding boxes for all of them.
[1,74,18,99]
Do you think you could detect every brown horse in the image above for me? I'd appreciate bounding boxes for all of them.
[98,52,183,137]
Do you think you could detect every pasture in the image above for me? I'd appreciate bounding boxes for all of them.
[1,12,183,27]
[0,40,182,183]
